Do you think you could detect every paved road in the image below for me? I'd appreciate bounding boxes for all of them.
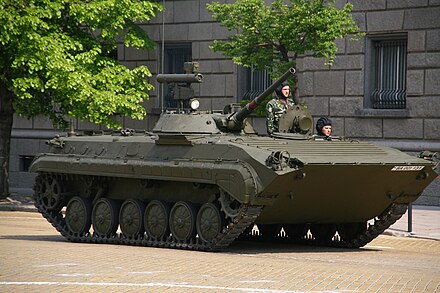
[0,211,439,293]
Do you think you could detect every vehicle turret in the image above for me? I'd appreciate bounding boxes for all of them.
[155,63,305,135]
[222,67,296,132]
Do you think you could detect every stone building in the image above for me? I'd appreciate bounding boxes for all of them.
[10,0,440,204]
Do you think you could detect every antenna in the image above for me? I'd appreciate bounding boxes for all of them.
[161,0,166,113]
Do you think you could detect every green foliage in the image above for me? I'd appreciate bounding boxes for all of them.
[207,0,362,79]
[0,0,162,129]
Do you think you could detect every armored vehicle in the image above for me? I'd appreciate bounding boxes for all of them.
[30,63,438,251]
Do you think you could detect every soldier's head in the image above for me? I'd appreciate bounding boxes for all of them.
[316,117,332,137]
[275,82,290,99]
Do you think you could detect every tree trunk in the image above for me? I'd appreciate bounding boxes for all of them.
[0,80,13,199]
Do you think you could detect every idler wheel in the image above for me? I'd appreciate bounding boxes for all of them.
[310,224,337,242]
[92,198,120,237]
[169,201,197,242]
[119,199,146,238]
[196,202,225,243]
[35,174,65,212]
[257,224,281,239]
[65,196,92,235]
[144,200,171,239]
[337,222,367,242]
[284,224,309,240]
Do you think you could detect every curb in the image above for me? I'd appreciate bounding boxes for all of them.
[383,229,440,241]
[0,204,37,213]
[0,197,36,213]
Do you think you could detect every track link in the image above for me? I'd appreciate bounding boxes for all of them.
[33,172,262,252]
[333,203,407,248]
[33,172,407,250]
[245,203,408,248]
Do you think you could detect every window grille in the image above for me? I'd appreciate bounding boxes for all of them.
[370,39,407,109]
[242,67,272,101]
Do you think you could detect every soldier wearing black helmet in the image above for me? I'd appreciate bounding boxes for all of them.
[315,117,332,137]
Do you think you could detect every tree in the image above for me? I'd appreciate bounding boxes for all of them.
[207,0,361,93]
[0,0,163,198]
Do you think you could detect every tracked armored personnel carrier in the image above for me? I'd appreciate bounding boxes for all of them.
[30,63,438,251]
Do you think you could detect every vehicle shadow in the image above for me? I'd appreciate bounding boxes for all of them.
[0,234,66,242]
[226,239,381,254]
[0,234,382,253]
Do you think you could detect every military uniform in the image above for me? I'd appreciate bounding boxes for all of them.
[266,97,295,134]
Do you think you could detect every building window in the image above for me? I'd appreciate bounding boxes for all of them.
[19,156,34,172]
[242,66,272,101]
[162,43,192,108]
[368,38,407,109]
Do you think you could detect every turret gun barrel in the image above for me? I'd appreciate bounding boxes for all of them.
[156,73,204,84]
[226,67,296,131]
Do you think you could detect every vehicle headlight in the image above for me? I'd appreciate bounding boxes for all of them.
[190,98,200,110]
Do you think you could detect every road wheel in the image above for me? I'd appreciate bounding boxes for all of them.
[92,198,120,237]
[65,196,92,235]
[144,200,171,239]
[258,224,281,240]
[196,202,225,243]
[310,224,337,243]
[284,224,309,240]
[119,199,145,238]
[169,201,197,242]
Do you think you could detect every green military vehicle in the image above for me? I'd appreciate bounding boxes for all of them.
[30,63,438,251]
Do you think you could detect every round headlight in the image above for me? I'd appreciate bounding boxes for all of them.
[190,99,200,110]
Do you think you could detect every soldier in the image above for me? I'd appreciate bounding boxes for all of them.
[265,82,295,134]
[315,117,332,137]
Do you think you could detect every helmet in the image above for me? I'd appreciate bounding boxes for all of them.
[275,82,289,99]
[316,117,332,135]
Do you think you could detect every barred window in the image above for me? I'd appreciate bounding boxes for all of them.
[242,66,272,101]
[370,39,407,109]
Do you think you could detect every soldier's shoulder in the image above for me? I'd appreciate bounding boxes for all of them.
[267,98,279,107]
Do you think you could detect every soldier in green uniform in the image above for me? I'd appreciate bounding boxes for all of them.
[265,82,295,134]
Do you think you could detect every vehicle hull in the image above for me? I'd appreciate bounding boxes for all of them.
[29,133,437,250]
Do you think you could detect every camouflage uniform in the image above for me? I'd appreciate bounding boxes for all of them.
[266,97,295,134]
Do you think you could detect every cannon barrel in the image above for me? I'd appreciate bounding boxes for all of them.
[156,73,203,84]
[227,67,296,130]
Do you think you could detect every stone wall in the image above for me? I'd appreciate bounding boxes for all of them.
[297,1,440,147]
[8,0,440,205]
[117,0,237,115]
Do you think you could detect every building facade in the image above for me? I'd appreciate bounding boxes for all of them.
[10,0,440,204]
